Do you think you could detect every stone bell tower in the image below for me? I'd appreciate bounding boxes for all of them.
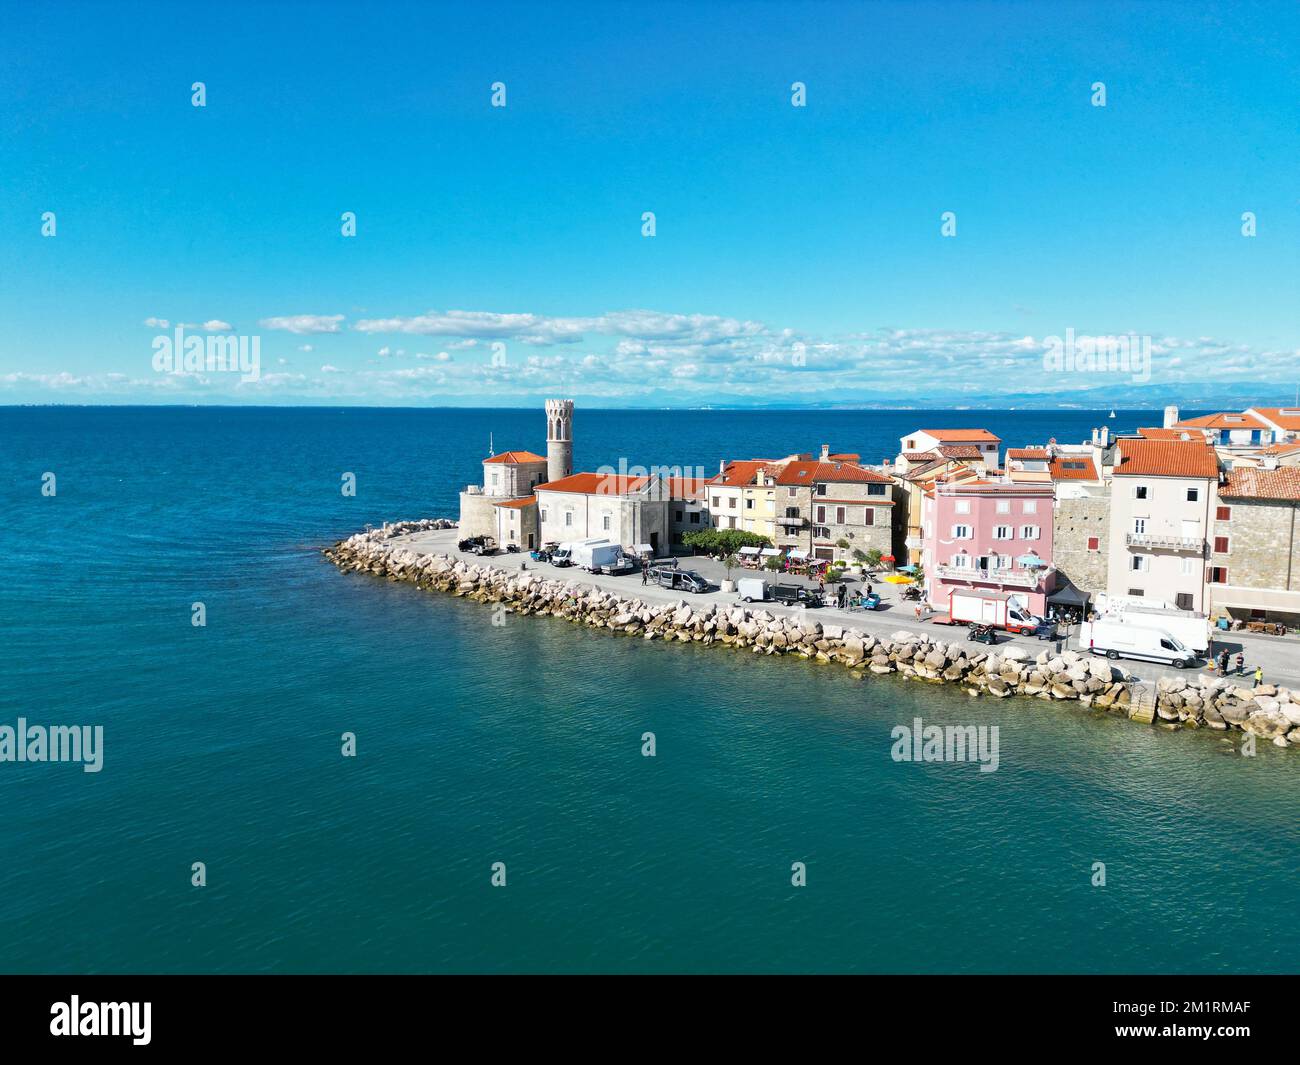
[545,398,574,484]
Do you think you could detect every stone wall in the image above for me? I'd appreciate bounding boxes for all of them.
[324,522,1300,751]
[1211,498,1300,623]
[1052,494,1109,596]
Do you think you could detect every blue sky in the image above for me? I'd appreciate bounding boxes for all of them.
[2,0,1297,406]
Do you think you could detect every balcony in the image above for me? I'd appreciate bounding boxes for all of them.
[934,564,1052,589]
[775,516,805,527]
[1125,533,1204,552]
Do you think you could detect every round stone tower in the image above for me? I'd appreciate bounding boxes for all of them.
[545,398,574,484]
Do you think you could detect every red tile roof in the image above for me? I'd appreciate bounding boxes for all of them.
[536,473,650,496]
[1113,439,1219,479]
[1174,412,1267,430]
[1007,448,1050,460]
[1221,467,1300,501]
[493,495,537,509]
[776,460,894,486]
[936,445,985,459]
[1259,440,1300,456]
[1049,456,1100,481]
[1136,427,1201,441]
[1248,407,1300,430]
[919,428,1000,442]
[484,450,547,464]
[706,459,781,488]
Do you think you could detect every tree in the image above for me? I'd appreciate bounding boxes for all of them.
[864,548,884,569]
[682,528,771,557]
[722,552,739,582]
[764,554,783,575]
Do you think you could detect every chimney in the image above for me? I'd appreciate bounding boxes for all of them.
[1099,425,1110,447]
[719,458,727,475]
[1163,405,1179,429]
[820,443,830,461]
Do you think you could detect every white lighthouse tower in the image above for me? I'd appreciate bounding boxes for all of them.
[545,398,574,484]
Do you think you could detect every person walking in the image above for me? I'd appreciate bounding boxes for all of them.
[641,564,648,586]
[1235,652,1245,676]
[1254,665,1264,689]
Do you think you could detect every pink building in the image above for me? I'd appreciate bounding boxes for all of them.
[920,479,1056,616]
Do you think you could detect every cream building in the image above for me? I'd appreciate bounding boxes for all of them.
[1106,438,1220,612]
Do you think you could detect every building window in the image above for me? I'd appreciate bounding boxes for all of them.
[728,497,736,508]
[1135,485,1149,500]
[1213,536,1229,554]
[955,500,970,514]
[785,507,799,518]
[745,498,754,509]
[564,512,572,527]
[1086,536,1100,551]
[1131,555,1147,572]
[689,512,700,524]
[952,524,971,539]
[952,554,971,569]
[1128,587,1144,597]
[996,500,1010,514]
[1023,499,1037,514]
[906,438,916,450]
[1175,593,1194,611]
[1216,506,1231,521]
[788,488,797,497]
[1133,517,1147,534]
[1181,557,1196,576]
[868,483,886,496]
[836,506,846,524]
[816,484,827,496]
[674,510,684,523]
[540,509,548,522]
[994,525,1012,540]
[816,506,826,523]
[864,509,874,526]
[1186,487,1199,502]
[1207,566,1228,584]
[1020,525,1039,540]
[712,496,721,509]
[601,515,611,531]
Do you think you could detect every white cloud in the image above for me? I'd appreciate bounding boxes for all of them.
[202,320,233,332]
[143,317,169,329]
[260,314,346,334]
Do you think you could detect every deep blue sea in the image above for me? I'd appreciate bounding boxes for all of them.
[2,406,1296,974]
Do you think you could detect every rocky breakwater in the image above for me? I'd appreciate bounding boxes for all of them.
[324,529,1300,750]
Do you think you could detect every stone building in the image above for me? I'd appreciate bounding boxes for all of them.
[1206,467,1300,625]
[774,449,895,564]
[458,398,574,542]
[535,472,671,555]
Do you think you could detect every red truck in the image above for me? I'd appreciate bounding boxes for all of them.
[930,590,1048,636]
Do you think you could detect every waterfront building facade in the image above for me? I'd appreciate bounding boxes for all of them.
[1206,467,1300,625]
[896,427,1002,470]
[1105,437,1220,612]
[458,449,549,539]
[707,458,786,537]
[920,478,1056,616]
[775,450,895,564]
[535,473,672,555]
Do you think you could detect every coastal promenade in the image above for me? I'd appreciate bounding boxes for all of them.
[389,528,1300,692]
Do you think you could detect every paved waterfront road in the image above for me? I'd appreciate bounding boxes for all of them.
[393,529,1300,693]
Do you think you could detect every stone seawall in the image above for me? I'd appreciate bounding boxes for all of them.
[325,522,1300,750]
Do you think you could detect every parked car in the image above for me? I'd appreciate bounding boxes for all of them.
[967,623,998,645]
[1029,619,1058,641]
[649,567,710,593]
[459,536,498,556]
[601,555,637,576]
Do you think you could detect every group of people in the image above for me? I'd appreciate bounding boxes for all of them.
[1208,648,1264,686]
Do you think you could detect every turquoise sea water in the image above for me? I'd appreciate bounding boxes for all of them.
[2,406,1296,974]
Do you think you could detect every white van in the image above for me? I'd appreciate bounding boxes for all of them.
[1078,620,1197,669]
[1105,605,1209,653]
